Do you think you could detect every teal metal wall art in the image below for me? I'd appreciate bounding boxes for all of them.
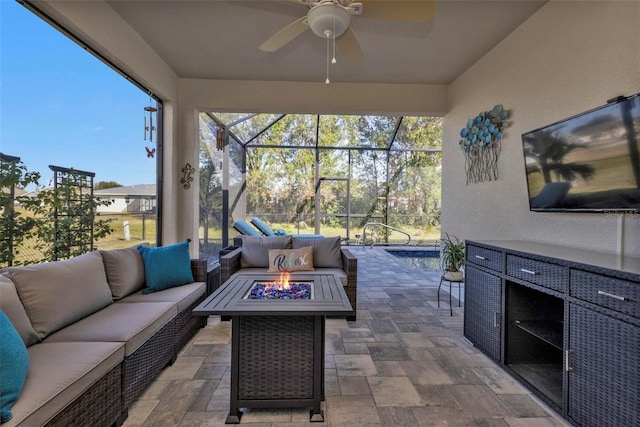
[459,105,509,184]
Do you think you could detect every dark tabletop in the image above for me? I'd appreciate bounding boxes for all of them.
[194,273,353,316]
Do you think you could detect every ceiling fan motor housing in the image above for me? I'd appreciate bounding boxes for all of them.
[307,3,351,38]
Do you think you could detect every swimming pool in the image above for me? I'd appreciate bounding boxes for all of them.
[386,249,440,270]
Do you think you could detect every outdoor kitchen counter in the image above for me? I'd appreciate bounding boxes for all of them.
[193,273,353,424]
[193,273,353,316]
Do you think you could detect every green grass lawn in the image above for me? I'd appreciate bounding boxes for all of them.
[95,213,156,250]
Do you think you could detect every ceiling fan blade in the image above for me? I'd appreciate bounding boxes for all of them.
[336,27,364,65]
[360,0,436,22]
[259,16,309,52]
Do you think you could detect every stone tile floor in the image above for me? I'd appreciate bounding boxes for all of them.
[123,247,569,426]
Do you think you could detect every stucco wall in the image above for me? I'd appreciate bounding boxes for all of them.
[442,1,640,258]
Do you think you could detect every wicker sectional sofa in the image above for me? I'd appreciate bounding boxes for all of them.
[221,236,357,320]
[0,246,208,427]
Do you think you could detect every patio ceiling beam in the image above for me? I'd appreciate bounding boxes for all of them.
[245,144,440,152]
[387,116,404,151]
[244,114,287,146]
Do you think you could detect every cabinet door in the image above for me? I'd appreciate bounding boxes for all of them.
[568,305,639,427]
[464,265,502,362]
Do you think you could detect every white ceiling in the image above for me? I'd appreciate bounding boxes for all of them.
[105,0,546,85]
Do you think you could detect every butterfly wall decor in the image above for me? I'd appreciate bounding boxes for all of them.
[145,147,156,158]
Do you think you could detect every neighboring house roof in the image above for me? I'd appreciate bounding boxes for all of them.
[94,184,156,197]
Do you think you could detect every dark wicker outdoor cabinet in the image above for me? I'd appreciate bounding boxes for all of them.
[464,240,640,427]
[463,265,502,362]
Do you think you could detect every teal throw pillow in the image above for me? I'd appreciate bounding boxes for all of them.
[138,240,194,294]
[0,310,29,424]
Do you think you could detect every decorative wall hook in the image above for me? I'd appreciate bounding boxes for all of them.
[180,163,194,189]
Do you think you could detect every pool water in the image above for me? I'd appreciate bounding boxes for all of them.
[387,250,440,270]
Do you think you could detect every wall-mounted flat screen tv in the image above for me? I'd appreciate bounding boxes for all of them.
[522,93,640,213]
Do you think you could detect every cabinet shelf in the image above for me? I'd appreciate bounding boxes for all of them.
[508,363,563,407]
[513,320,563,350]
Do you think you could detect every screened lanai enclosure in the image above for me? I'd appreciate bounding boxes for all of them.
[198,113,442,261]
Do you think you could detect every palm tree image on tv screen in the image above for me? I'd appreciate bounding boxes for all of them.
[522,94,640,212]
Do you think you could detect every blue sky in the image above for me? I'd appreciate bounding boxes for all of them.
[1,1,156,188]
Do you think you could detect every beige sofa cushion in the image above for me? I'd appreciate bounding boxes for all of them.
[100,244,148,300]
[240,236,292,268]
[5,341,124,427]
[268,247,314,272]
[7,252,113,339]
[118,282,206,312]
[45,302,176,356]
[0,274,40,347]
[293,236,343,268]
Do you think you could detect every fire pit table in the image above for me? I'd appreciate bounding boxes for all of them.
[194,272,352,423]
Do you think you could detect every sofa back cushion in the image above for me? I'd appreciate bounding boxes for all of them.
[100,243,149,300]
[0,274,40,347]
[240,236,292,268]
[7,251,113,339]
[292,236,343,268]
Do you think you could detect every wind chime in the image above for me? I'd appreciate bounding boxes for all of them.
[144,95,157,158]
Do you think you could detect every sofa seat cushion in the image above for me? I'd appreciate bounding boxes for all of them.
[5,341,123,427]
[45,302,176,356]
[0,274,40,347]
[117,282,206,313]
[7,251,113,339]
[235,268,347,286]
[100,244,148,300]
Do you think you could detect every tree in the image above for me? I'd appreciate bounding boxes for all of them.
[523,128,595,184]
[95,181,122,190]
[30,169,113,261]
[0,156,42,267]
[0,160,113,265]
[198,117,223,252]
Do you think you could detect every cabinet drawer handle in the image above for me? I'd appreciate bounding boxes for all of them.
[475,255,487,260]
[565,350,573,372]
[520,268,537,275]
[597,290,629,302]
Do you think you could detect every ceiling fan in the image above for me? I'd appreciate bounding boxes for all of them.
[258,0,437,65]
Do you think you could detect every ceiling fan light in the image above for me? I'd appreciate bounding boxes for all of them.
[307,3,351,38]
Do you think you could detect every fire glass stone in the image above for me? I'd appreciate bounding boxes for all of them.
[247,282,312,300]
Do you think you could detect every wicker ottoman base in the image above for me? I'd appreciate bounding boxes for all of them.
[227,315,325,423]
